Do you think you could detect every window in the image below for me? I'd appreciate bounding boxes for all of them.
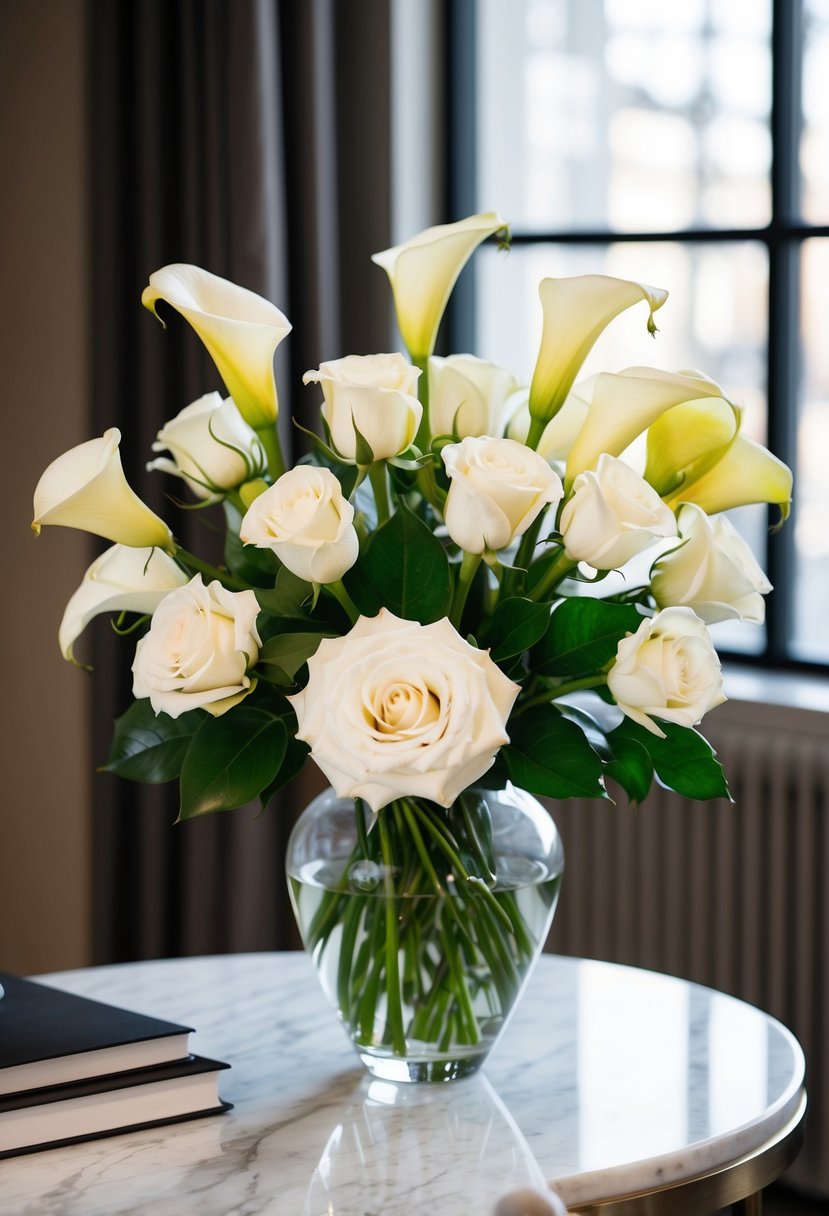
[448,0,829,667]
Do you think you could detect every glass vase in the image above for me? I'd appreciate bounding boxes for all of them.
[286,783,564,1082]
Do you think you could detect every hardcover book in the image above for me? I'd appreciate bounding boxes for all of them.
[0,1055,232,1157]
[0,972,193,1094]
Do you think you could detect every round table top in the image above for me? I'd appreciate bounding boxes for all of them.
[3,952,805,1215]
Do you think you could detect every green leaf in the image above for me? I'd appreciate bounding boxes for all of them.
[102,700,204,783]
[223,507,279,588]
[504,708,608,799]
[484,597,552,662]
[255,567,314,617]
[257,631,335,684]
[351,414,376,466]
[604,732,653,804]
[343,501,452,624]
[178,708,287,819]
[607,717,731,801]
[533,599,644,677]
[259,736,311,810]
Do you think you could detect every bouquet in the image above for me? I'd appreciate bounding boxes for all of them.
[32,212,792,1072]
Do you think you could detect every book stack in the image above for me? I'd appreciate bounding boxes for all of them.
[0,972,231,1158]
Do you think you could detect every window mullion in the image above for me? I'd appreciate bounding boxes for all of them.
[766,0,804,662]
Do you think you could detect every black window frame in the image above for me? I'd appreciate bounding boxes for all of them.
[445,0,829,674]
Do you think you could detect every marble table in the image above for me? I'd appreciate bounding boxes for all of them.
[2,953,805,1215]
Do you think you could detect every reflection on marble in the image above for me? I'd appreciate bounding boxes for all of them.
[2,953,805,1215]
[302,1073,547,1215]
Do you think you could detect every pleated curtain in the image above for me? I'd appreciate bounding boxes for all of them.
[87,0,393,961]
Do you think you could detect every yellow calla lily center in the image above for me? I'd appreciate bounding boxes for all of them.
[141,264,292,430]
[638,380,793,520]
[371,212,508,363]
[668,434,793,521]
[643,394,741,497]
[526,274,668,450]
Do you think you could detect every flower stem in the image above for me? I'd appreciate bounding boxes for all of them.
[173,546,248,591]
[255,423,285,481]
[378,815,407,1055]
[515,674,608,714]
[525,415,547,452]
[550,674,609,699]
[527,550,577,601]
[450,551,482,628]
[326,579,360,624]
[413,355,430,449]
[513,514,545,580]
[369,461,391,525]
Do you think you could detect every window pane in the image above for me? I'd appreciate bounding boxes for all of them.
[477,0,772,233]
[793,240,829,661]
[801,0,829,222]
[475,240,769,653]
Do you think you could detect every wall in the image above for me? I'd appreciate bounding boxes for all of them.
[0,0,92,973]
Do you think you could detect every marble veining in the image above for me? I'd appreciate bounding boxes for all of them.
[0,954,805,1215]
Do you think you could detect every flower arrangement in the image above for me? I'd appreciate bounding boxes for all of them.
[32,212,792,1071]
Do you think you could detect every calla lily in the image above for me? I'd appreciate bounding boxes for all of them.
[32,429,174,551]
[527,275,668,447]
[507,379,592,463]
[142,264,292,429]
[644,395,741,496]
[565,367,730,488]
[59,545,189,661]
[667,433,793,520]
[371,212,507,363]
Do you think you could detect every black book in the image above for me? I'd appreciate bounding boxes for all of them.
[0,972,193,1095]
[0,1054,232,1158]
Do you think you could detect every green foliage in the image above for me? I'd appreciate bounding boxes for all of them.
[482,597,552,663]
[178,708,288,820]
[533,598,643,677]
[256,631,336,686]
[255,567,314,618]
[503,707,608,800]
[103,700,204,783]
[259,737,311,810]
[607,717,731,802]
[343,500,452,624]
[223,512,279,587]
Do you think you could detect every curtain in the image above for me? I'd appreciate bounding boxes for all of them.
[87,0,392,962]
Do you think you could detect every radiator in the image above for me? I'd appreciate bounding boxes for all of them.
[545,689,829,1195]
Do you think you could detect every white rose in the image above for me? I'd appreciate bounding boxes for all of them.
[559,454,677,570]
[32,428,173,551]
[302,353,422,461]
[441,436,563,554]
[59,544,189,661]
[146,392,265,500]
[288,609,520,812]
[428,355,520,438]
[607,606,726,738]
[240,465,358,584]
[132,574,261,718]
[650,503,772,624]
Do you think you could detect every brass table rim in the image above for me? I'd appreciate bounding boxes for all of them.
[561,1089,807,1215]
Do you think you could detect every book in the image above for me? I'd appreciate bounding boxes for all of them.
[0,972,193,1095]
[0,1055,232,1158]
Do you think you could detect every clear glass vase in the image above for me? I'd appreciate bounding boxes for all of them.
[286,784,564,1082]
